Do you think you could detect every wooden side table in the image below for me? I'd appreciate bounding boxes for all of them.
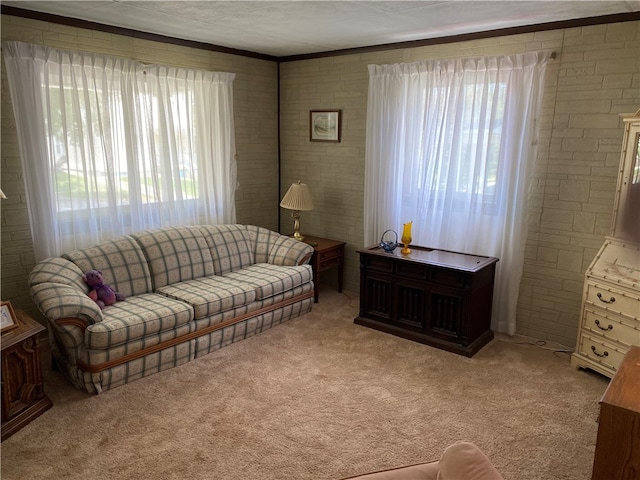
[302,235,346,303]
[1,309,52,442]
[591,346,640,480]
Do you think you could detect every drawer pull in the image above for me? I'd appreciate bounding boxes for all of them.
[591,345,609,358]
[594,319,613,331]
[596,292,615,304]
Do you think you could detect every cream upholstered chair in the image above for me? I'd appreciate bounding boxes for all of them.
[342,441,504,480]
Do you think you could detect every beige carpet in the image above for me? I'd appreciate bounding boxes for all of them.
[1,288,608,480]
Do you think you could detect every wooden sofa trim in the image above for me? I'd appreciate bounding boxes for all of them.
[56,318,90,330]
[299,252,313,265]
[74,290,314,374]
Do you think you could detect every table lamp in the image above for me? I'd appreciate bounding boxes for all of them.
[280,180,314,241]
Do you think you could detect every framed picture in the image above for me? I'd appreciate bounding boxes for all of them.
[1,301,19,334]
[310,110,342,142]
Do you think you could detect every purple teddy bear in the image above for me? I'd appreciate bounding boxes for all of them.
[82,269,126,310]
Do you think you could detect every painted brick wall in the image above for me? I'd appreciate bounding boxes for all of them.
[0,15,279,318]
[1,14,638,348]
[518,22,639,345]
[279,21,639,347]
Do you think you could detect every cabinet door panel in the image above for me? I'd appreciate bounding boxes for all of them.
[395,283,426,329]
[361,275,393,323]
[2,340,37,420]
[427,288,465,342]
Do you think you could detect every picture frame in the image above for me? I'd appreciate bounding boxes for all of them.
[310,110,342,142]
[1,301,19,334]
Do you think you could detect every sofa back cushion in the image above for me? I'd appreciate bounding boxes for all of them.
[132,226,214,289]
[245,225,283,264]
[62,235,153,297]
[199,224,254,275]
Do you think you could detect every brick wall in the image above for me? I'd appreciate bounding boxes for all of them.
[519,22,639,345]
[0,15,279,319]
[2,14,638,348]
[279,21,639,347]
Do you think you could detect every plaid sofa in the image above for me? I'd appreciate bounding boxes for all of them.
[29,225,315,394]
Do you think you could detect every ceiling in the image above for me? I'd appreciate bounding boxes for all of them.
[3,1,640,57]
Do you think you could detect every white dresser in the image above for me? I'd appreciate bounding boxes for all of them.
[571,111,640,378]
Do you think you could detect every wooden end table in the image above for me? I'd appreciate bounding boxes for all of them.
[302,235,346,303]
[1,309,52,441]
[591,346,640,480]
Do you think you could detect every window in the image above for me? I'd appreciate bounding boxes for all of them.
[411,81,506,213]
[365,52,551,334]
[3,41,237,260]
[47,76,199,214]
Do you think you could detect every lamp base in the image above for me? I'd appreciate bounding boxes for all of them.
[290,211,304,241]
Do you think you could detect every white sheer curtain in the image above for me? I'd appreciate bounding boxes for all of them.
[3,41,237,261]
[365,52,550,334]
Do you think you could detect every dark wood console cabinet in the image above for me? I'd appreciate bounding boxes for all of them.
[355,245,498,357]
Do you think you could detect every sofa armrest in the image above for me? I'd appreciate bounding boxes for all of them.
[339,442,502,480]
[30,282,103,326]
[29,256,88,291]
[340,462,438,479]
[269,235,315,266]
[438,442,504,480]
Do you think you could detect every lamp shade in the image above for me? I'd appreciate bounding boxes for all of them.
[280,181,314,211]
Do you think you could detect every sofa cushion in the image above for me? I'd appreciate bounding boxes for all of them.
[156,276,256,319]
[85,293,194,350]
[199,224,254,275]
[63,235,153,297]
[132,226,214,289]
[86,321,194,366]
[223,263,313,300]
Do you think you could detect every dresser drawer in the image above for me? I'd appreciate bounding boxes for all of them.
[582,308,640,348]
[318,247,343,270]
[396,261,428,280]
[429,267,465,288]
[585,282,640,320]
[364,255,394,273]
[318,247,342,262]
[577,333,628,373]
